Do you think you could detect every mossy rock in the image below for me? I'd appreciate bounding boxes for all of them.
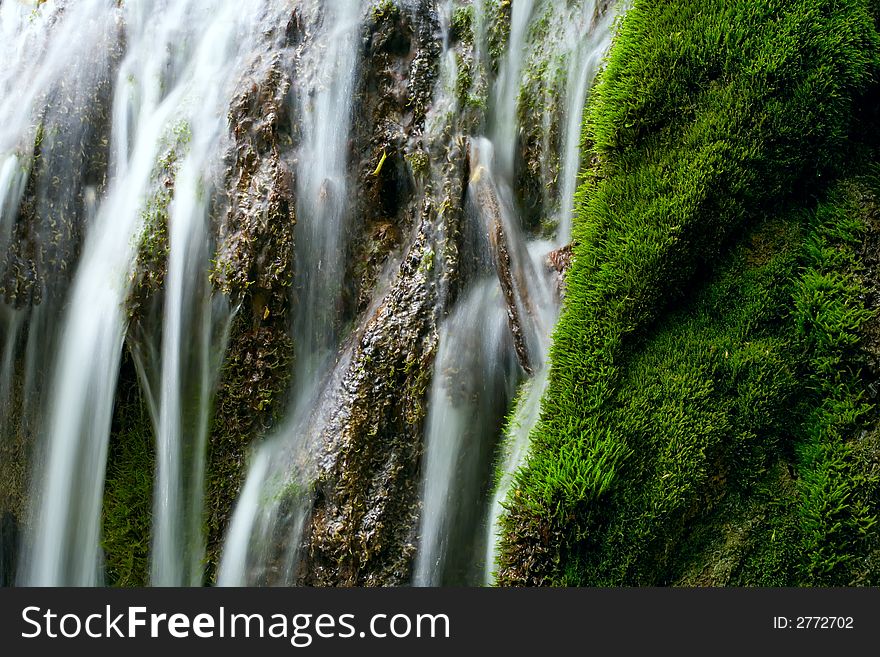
[497,0,880,586]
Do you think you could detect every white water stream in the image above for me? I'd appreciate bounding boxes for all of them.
[414,0,618,586]
[218,0,367,586]
[17,0,293,586]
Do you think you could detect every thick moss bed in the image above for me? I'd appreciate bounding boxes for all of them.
[497,0,880,585]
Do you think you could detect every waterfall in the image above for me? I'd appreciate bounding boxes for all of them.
[14,0,293,586]
[218,0,367,586]
[146,2,290,587]
[0,0,119,586]
[0,0,618,588]
[414,136,557,586]
[480,1,618,584]
[414,0,618,586]
[290,0,364,403]
[491,0,537,181]
[413,279,518,585]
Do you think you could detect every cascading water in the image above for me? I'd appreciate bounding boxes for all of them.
[413,278,518,586]
[218,0,366,586]
[0,0,121,586]
[13,0,295,586]
[414,0,618,586]
[491,0,537,181]
[481,1,618,584]
[414,134,557,585]
[0,0,618,588]
[145,2,292,586]
[290,0,364,402]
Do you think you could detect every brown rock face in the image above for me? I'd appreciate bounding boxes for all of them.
[205,46,299,574]
[291,2,470,586]
[202,1,469,585]
[299,211,440,586]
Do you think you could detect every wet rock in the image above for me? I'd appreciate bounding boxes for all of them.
[489,209,533,375]
[468,155,534,375]
[0,350,28,565]
[1,27,121,310]
[204,49,299,575]
[292,0,473,576]
[299,207,440,586]
[546,242,573,296]
[346,1,440,318]
[0,511,18,587]
[126,150,176,323]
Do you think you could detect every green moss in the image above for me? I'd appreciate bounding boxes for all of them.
[454,51,475,106]
[205,319,293,577]
[792,187,880,584]
[497,0,880,585]
[405,149,430,179]
[450,4,475,46]
[102,353,154,587]
[419,247,435,274]
[674,461,802,587]
[371,0,399,22]
[452,48,488,131]
[542,216,803,585]
[483,0,511,73]
[127,120,191,320]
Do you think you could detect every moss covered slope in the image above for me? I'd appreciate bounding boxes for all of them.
[497,0,880,585]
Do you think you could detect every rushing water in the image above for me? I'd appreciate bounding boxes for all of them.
[414,0,618,586]
[479,0,618,585]
[145,3,291,586]
[12,0,294,586]
[0,0,618,587]
[218,0,367,586]
[413,278,518,586]
[0,0,119,586]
